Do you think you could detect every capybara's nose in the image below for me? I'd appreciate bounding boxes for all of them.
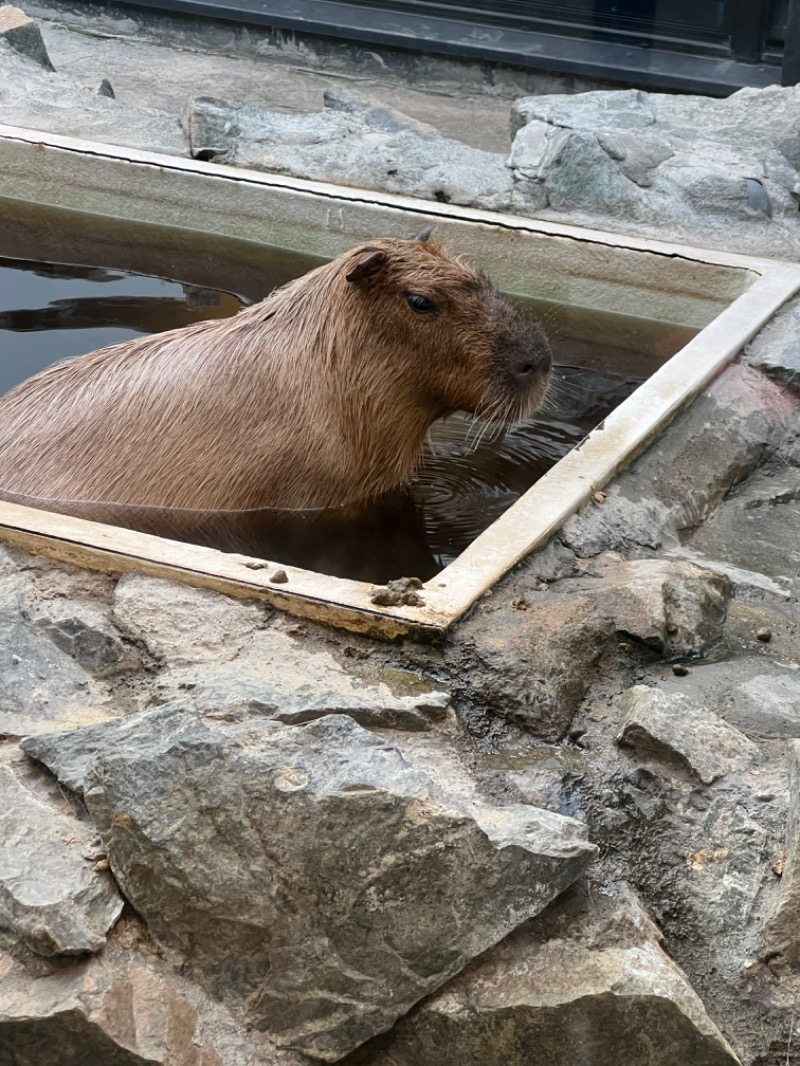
[510,355,538,388]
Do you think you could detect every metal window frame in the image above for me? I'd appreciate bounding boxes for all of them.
[102,0,797,93]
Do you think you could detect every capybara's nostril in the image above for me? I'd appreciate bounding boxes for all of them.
[511,358,536,386]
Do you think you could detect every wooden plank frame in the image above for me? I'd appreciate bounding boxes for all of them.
[1,124,799,642]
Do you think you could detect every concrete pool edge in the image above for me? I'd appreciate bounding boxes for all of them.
[1,123,799,640]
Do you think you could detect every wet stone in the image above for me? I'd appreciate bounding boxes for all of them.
[659,660,800,738]
[686,468,800,598]
[79,708,596,1059]
[562,365,795,557]
[618,686,758,785]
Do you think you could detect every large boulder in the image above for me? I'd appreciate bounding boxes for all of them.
[355,882,741,1066]
[54,706,596,1059]
[510,85,800,257]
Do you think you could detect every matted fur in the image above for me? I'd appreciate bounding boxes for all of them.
[0,236,551,514]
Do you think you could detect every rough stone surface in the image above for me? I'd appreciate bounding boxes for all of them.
[510,85,800,258]
[743,298,800,390]
[5,8,800,1061]
[659,660,800,738]
[764,740,800,961]
[0,3,52,67]
[80,708,595,1059]
[0,746,122,957]
[454,555,729,739]
[112,572,266,665]
[685,797,768,939]
[562,365,798,558]
[0,42,186,155]
[0,924,299,1066]
[687,468,800,598]
[0,555,133,736]
[150,625,452,732]
[356,882,741,1066]
[181,90,514,211]
[618,686,759,785]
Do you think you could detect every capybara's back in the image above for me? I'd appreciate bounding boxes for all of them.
[0,231,551,516]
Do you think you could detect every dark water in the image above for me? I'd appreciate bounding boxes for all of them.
[0,199,697,581]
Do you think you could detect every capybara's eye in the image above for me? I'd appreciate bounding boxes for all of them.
[405,293,439,315]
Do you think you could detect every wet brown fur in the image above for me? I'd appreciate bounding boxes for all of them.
[0,235,551,514]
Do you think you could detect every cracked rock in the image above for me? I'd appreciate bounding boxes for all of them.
[0,930,294,1066]
[618,686,759,784]
[357,882,741,1066]
[0,747,123,956]
[76,708,595,1059]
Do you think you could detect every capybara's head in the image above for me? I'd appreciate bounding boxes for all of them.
[340,226,552,424]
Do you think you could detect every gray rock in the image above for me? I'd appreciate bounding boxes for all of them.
[510,84,800,258]
[764,740,800,961]
[0,47,186,156]
[744,298,800,388]
[0,622,119,737]
[0,747,123,956]
[181,92,514,212]
[80,708,595,1058]
[0,4,53,69]
[152,626,450,732]
[456,586,616,739]
[659,659,800,738]
[731,675,800,737]
[112,572,266,665]
[180,94,242,161]
[0,556,136,734]
[0,932,293,1066]
[31,599,143,679]
[525,129,648,219]
[601,557,730,657]
[562,365,793,557]
[456,555,728,739]
[687,468,800,598]
[686,796,768,937]
[618,686,758,785]
[360,882,741,1066]
[22,630,453,793]
[596,129,674,187]
[20,700,204,795]
[511,88,658,136]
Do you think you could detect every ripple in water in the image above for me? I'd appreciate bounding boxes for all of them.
[413,366,644,566]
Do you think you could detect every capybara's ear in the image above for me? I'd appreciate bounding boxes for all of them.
[346,248,388,285]
[415,223,436,242]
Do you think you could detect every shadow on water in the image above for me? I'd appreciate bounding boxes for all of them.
[0,199,697,582]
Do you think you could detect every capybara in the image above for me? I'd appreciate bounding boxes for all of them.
[0,228,551,519]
